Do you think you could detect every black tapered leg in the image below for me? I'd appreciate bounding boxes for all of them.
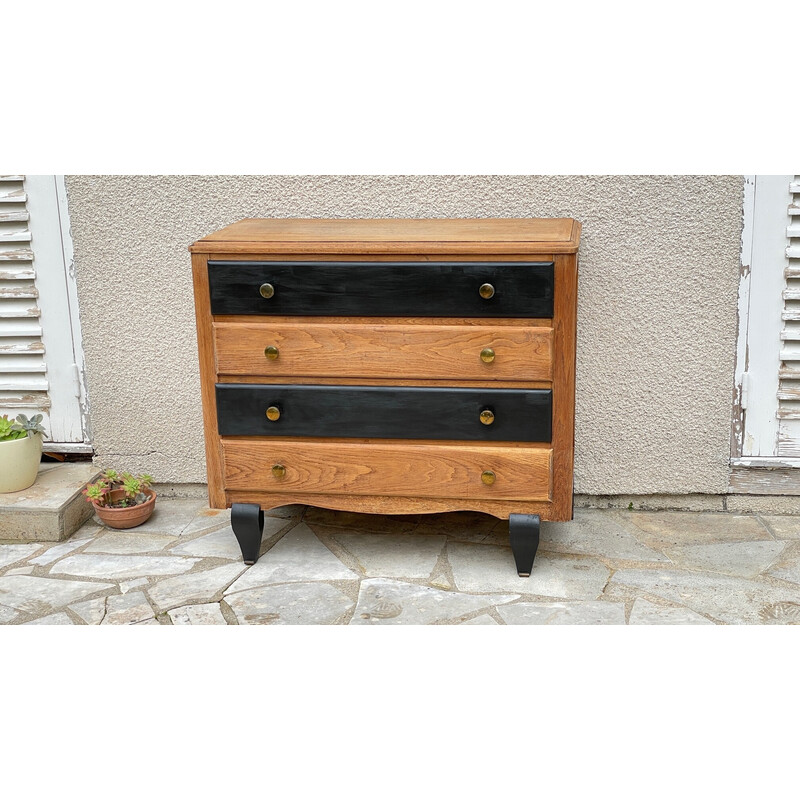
[231,503,265,565]
[509,513,540,577]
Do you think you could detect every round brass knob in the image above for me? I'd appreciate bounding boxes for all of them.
[479,283,495,299]
[259,283,275,299]
[480,348,495,363]
[479,408,495,425]
[481,470,496,485]
[266,406,281,421]
[264,345,279,360]
[271,464,286,478]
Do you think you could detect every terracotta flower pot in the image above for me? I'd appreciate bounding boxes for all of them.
[0,432,43,493]
[93,488,157,529]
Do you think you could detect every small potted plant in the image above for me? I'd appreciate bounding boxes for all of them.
[0,413,47,493]
[82,469,157,529]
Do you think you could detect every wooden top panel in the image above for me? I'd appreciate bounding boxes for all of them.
[190,218,581,255]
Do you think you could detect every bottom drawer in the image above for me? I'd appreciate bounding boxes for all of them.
[221,439,552,502]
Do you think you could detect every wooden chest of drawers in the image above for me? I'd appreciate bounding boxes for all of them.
[190,218,580,576]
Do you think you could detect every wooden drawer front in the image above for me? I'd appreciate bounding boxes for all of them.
[208,260,554,318]
[216,384,552,442]
[222,439,553,502]
[214,321,553,381]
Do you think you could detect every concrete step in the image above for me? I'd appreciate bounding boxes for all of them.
[0,463,99,541]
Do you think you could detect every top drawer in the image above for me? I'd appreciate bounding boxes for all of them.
[208,260,554,318]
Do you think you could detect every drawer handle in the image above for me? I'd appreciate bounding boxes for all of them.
[480,348,495,363]
[481,470,496,485]
[266,405,281,421]
[259,283,275,299]
[264,345,279,360]
[271,463,286,478]
[479,408,495,425]
[479,283,495,299]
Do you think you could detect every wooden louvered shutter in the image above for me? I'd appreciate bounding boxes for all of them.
[0,175,89,450]
[777,177,800,454]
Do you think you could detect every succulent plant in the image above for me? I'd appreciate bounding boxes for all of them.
[83,469,155,508]
[15,413,47,438]
[0,414,30,443]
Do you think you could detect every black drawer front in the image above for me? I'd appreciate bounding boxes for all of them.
[208,261,554,318]
[216,384,552,442]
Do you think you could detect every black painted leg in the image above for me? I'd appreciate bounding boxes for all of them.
[231,503,265,565]
[509,513,540,577]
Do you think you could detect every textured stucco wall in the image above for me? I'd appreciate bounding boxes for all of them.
[64,175,743,494]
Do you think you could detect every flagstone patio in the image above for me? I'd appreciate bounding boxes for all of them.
[1,499,799,624]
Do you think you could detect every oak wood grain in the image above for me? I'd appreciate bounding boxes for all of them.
[191,253,226,508]
[551,252,579,520]
[222,439,552,502]
[224,490,560,520]
[215,375,553,389]
[190,218,581,254]
[214,321,553,381]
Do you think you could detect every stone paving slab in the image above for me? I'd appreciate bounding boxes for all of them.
[28,539,86,566]
[98,499,207,536]
[350,578,518,625]
[225,582,354,625]
[50,554,199,580]
[610,568,800,624]
[0,575,113,616]
[541,509,671,563]
[82,532,176,555]
[168,603,227,625]
[0,544,42,570]
[760,516,800,540]
[148,563,247,613]
[4,499,800,625]
[628,598,714,625]
[24,612,74,625]
[496,601,626,625]
[765,546,800,586]
[70,596,107,625]
[448,542,611,598]
[226,524,358,593]
[103,591,155,625]
[119,577,149,594]
[179,508,231,536]
[623,511,772,549]
[662,540,786,579]
[170,519,288,560]
[5,566,34,575]
[330,533,447,579]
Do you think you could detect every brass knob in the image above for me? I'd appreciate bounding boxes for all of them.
[266,406,281,421]
[259,283,275,299]
[479,283,495,299]
[480,348,495,363]
[264,345,279,360]
[481,470,496,485]
[271,464,286,478]
[479,408,495,425]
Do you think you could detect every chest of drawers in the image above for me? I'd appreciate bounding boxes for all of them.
[190,218,580,576]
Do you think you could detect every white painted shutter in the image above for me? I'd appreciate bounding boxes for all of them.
[0,175,89,449]
[0,176,49,419]
[777,177,800,455]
